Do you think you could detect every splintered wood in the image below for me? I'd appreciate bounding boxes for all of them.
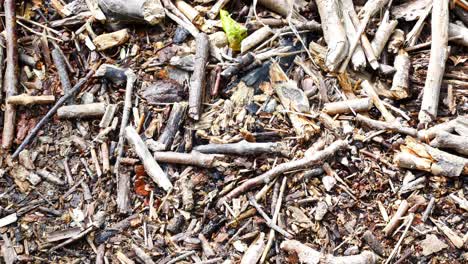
[1,0,467,263]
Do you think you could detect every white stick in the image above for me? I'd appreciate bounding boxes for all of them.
[419,0,449,124]
[125,126,172,191]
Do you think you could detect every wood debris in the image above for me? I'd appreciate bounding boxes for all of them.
[0,1,467,263]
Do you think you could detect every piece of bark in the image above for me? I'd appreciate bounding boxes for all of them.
[270,62,319,141]
[429,131,468,156]
[189,33,209,120]
[362,230,385,257]
[316,0,348,72]
[241,26,273,54]
[125,126,172,191]
[2,0,19,150]
[419,0,449,124]
[93,29,130,51]
[141,79,185,104]
[257,0,302,19]
[6,94,55,105]
[37,169,66,186]
[98,0,165,25]
[383,200,409,236]
[86,0,107,21]
[0,213,17,228]
[341,0,367,71]
[193,140,286,156]
[390,50,410,99]
[448,22,468,47]
[117,170,130,213]
[132,244,156,264]
[370,12,398,59]
[57,102,106,119]
[99,104,118,128]
[207,0,230,19]
[449,193,468,211]
[281,240,377,264]
[153,151,219,168]
[359,0,390,18]
[241,232,265,264]
[322,98,372,115]
[1,234,17,264]
[430,218,464,248]
[395,137,468,177]
[387,29,405,54]
[175,0,204,28]
[218,140,348,207]
[198,234,216,258]
[150,102,187,151]
[180,167,194,210]
[52,48,74,104]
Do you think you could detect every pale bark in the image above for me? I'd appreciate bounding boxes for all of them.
[98,0,164,25]
[322,98,372,115]
[57,103,106,119]
[419,0,449,124]
[125,126,172,191]
[316,0,348,72]
[371,12,398,58]
[390,50,411,99]
[281,240,377,264]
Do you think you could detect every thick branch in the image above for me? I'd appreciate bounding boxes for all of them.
[193,140,286,156]
[2,0,19,150]
[153,151,219,168]
[419,0,449,123]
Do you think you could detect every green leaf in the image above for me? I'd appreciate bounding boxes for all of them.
[220,9,247,51]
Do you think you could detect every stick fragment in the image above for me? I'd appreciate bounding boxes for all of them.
[125,126,172,191]
[2,0,19,150]
[419,0,449,124]
[189,33,209,120]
